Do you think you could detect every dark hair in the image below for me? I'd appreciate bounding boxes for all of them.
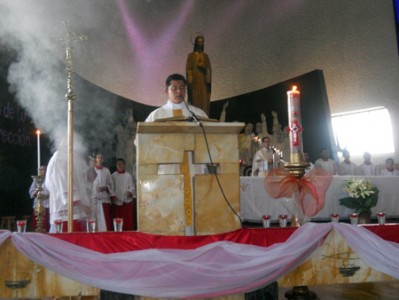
[116,158,126,164]
[165,73,186,88]
[262,136,270,143]
[386,157,394,164]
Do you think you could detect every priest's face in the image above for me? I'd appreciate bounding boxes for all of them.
[166,80,186,104]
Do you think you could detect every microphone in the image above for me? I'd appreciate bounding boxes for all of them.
[183,100,201,124]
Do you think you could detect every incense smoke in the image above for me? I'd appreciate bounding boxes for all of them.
[0,1,119,161]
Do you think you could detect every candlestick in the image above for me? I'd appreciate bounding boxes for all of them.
[287,86,303,163]
[36,129,41,172]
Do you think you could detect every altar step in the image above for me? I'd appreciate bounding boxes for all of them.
[279,281,399,300]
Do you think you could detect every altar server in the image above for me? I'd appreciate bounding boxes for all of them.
[92,153,114,231]
[111,158,135,231]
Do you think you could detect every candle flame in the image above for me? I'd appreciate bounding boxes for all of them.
[292,86,297,92]
[36,129,41,135]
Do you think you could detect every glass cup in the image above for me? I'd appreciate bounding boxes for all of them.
[16,220,27,233]
[262,215,271,228]
[349,213,358,225]
[54,219,63,233]
[113,218,124,232]
[86,218,96,233]
[278,214,288,228]
[377,212,386,225]
[330,213,340,223]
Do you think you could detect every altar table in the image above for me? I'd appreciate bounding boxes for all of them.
[240,175,399,222]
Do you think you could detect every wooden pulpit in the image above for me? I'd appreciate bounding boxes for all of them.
[136,121,245,235]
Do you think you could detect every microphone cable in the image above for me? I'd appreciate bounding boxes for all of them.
[183,102,243,226]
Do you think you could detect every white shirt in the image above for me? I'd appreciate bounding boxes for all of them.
[315,158,337,175]
[145,100,208,122]
[111,171,135,205]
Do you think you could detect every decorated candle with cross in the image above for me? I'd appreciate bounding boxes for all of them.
[287,86,304,163]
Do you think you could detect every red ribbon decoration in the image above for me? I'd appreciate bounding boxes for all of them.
[264,168,333,217]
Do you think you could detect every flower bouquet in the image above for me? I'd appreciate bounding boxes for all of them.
[339,178,379,215]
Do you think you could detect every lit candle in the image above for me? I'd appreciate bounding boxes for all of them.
[287,86,304,163]
[36,129,41,172]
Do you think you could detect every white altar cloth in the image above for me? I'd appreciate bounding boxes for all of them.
[240,176,399,221]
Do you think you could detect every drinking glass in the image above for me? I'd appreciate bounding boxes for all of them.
[278,214,287,228]
[377,212,386,225]
[262,215,271,228]
[113,218,124,232]
[330,213,339,223]
[86,218,96,233]
[54,219,63,233]
[349,213,358,225]
[16,220,26,233]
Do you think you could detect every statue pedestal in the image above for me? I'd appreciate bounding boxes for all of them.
[136,121,244,235]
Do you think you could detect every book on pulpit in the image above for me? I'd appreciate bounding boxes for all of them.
[154,115,218,122]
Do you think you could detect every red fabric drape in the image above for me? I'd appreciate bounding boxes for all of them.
[51,225,399,254]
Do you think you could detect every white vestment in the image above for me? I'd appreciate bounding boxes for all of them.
[92,167,114,232]
[358,163,377,176]
[314,158,337,175]
[111,171,135,205]
[380,168,399,176]
[45,149,90,232]
[338,161,357,175]
[251,148,275,176]
[144,100,209,175]
[145,100,208,122]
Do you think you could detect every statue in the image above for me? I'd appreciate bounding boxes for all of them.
[219,101,229,122]
[260,113,268,138]
[239,123,255,167]
[271,111,283,143]
[186,34,212,115]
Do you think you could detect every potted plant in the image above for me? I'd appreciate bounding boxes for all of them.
[339,178,379,223]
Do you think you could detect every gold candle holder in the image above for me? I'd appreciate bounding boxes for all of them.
[31,173,45,233]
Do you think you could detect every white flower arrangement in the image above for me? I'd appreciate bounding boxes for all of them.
[339,178,379,214]
[344,178,376,199]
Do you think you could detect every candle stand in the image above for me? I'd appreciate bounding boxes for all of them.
[31,173,46,233]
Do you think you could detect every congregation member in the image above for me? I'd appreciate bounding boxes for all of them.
[45,141,91,233]
[111,158,136,231]
[338,149,357,175]
[29,165,50,231]
[251,136,275,176]
[314,148,337,175]
[92,153,114,231]
[380,157,399,176]
[358,152,377,176]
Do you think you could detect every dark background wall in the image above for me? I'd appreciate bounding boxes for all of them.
[0,46,335,218]
[209,70,337,163]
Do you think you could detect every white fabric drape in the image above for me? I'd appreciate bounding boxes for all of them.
[1,222,399,299]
